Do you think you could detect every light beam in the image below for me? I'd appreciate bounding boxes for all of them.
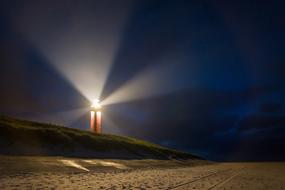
[16,1,134,102]
[101,57,195,106]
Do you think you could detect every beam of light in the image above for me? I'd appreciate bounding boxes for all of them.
[60,159,89,171]
[83,160,129,169]
[15,1,134,102]
[101,58,196,106]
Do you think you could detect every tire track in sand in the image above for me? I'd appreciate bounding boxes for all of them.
[168,166,244,190]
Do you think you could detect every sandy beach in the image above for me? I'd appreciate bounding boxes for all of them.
[0,156,284,190]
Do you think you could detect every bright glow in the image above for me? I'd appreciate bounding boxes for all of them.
[13,1,198,127]
[91,99,102,110]
[16,1,134,102]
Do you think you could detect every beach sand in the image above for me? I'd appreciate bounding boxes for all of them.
[0,156,284,190]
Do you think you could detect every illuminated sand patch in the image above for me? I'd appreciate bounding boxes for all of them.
[83,160,129,169]
[59,159,129,171]
[60,160,89,172]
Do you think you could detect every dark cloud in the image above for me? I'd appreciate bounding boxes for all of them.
[259,102,283,113]
[238,114,285,132]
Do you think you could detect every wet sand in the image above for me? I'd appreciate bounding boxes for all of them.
[0,156,284,190]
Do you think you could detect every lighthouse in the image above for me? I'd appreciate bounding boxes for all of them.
[90,99,102,134]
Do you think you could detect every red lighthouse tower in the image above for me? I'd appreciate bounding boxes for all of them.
[90,99,102,134]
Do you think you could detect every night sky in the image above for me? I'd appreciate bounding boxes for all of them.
[1,0,285,161]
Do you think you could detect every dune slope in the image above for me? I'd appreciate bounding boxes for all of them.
[0,116,200,159]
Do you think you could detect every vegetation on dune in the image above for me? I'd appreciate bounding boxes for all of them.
[0,116,200,160]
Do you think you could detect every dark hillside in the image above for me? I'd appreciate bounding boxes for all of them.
[0,116,200,160]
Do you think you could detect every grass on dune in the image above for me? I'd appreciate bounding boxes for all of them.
[0,115,200,160]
